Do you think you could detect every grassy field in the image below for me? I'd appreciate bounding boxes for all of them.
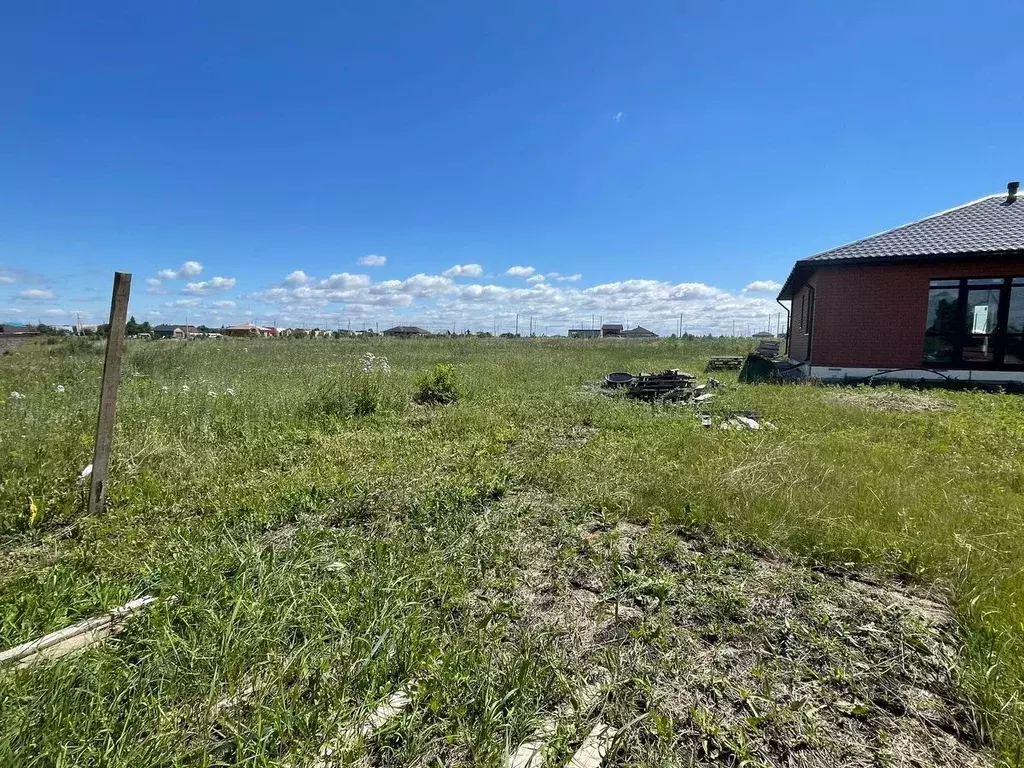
[1,336,1022,766]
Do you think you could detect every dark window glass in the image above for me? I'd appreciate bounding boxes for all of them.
[962,335,995,363]
[924,278,1024,368]
[925,287,959,334]
[1005,336,1024,366]
[1008,286,1024,334]
[923,336,954,363]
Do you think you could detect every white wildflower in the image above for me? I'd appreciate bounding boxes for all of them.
[181,384,190,393]
[55,385,66,393]
[360,352,391,374]
[225,388,235,396]
[208,390,217,397]
[161,385,169,393]
[9,392,24,400]
[79,464,93,483]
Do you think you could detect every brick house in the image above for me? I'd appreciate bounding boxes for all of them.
[778,182,1024,385]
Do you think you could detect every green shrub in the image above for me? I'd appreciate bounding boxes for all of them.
[414,363,460,405]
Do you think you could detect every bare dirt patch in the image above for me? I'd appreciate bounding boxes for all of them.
[497,501,989,767]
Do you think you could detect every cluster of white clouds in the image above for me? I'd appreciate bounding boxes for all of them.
[149,260,203,286]
[17,288,56,301]
[742,280,783,294]
[1,256,785,334]
[234,264,784,334]
[442,264,483,278]
[183,276,237,294]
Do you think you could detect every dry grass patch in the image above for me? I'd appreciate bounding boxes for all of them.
[827,387,957,413]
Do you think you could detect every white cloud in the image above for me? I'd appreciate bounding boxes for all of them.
[358,254,387,267]
[183,276,237,294]
[153,260,203,283]
[506,266,536,278]
[16,288,55,301]
[146,277,162,287]
[613,112,623,123]
[212,300,236,308]
[166,298,202,308]
[284,270,310,286]
[526,274,546,284]
[547,272,582,282]
[0,274,14,285]
[743,280,783,294]
[443,263,484,278]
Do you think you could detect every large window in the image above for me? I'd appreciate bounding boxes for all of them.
[924,277,1024,368]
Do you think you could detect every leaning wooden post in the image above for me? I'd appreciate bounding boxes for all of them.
[88,272,132,516]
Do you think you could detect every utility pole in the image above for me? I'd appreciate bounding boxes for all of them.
[515,314,519,337]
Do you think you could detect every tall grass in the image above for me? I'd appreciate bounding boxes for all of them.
[0,335,1021,763]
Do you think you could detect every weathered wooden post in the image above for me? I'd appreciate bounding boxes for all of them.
[88,271,132,515]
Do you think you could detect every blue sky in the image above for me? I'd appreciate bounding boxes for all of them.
[1,1,1021,334]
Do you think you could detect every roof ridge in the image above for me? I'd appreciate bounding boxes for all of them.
[802,192,1005,262]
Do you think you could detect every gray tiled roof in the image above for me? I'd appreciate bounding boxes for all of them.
[804,194,1024,263]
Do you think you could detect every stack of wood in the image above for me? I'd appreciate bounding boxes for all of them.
[626,369,708,402]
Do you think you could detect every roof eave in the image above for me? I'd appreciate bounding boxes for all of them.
[776,248,1024,301]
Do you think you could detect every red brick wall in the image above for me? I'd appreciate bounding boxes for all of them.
[807,258,1024,367]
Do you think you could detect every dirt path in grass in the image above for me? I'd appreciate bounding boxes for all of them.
[489,493,991,768]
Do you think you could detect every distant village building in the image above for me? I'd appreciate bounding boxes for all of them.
[601,323,624,337]
[383,325,430,338]
[568,329,601,339]
[153,324,197,339]
[620,326,658,339]
[221,323,270,337]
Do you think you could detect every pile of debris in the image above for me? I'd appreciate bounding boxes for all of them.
[719,410,775,430]
[706,356,744,371]
[604,369,719,403]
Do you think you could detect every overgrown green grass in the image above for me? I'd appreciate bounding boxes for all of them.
[0,336,1021,765]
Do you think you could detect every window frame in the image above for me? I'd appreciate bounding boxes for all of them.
[923,276,1024,369]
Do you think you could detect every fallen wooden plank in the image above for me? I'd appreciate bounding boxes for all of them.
[566,723,617,768]
[506,668,610,768]
[0,595,159,668]
[314,685,414,766]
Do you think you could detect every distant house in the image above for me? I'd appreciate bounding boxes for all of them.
[778,181,1024,385]
[601,324,624,338]
[568,329,601,339]
[621,326,658,339]
[752,331,775,339]
[153,324,197,339]
[383,325,430,338]
[221,323,266,337]
[0,323,39,337]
